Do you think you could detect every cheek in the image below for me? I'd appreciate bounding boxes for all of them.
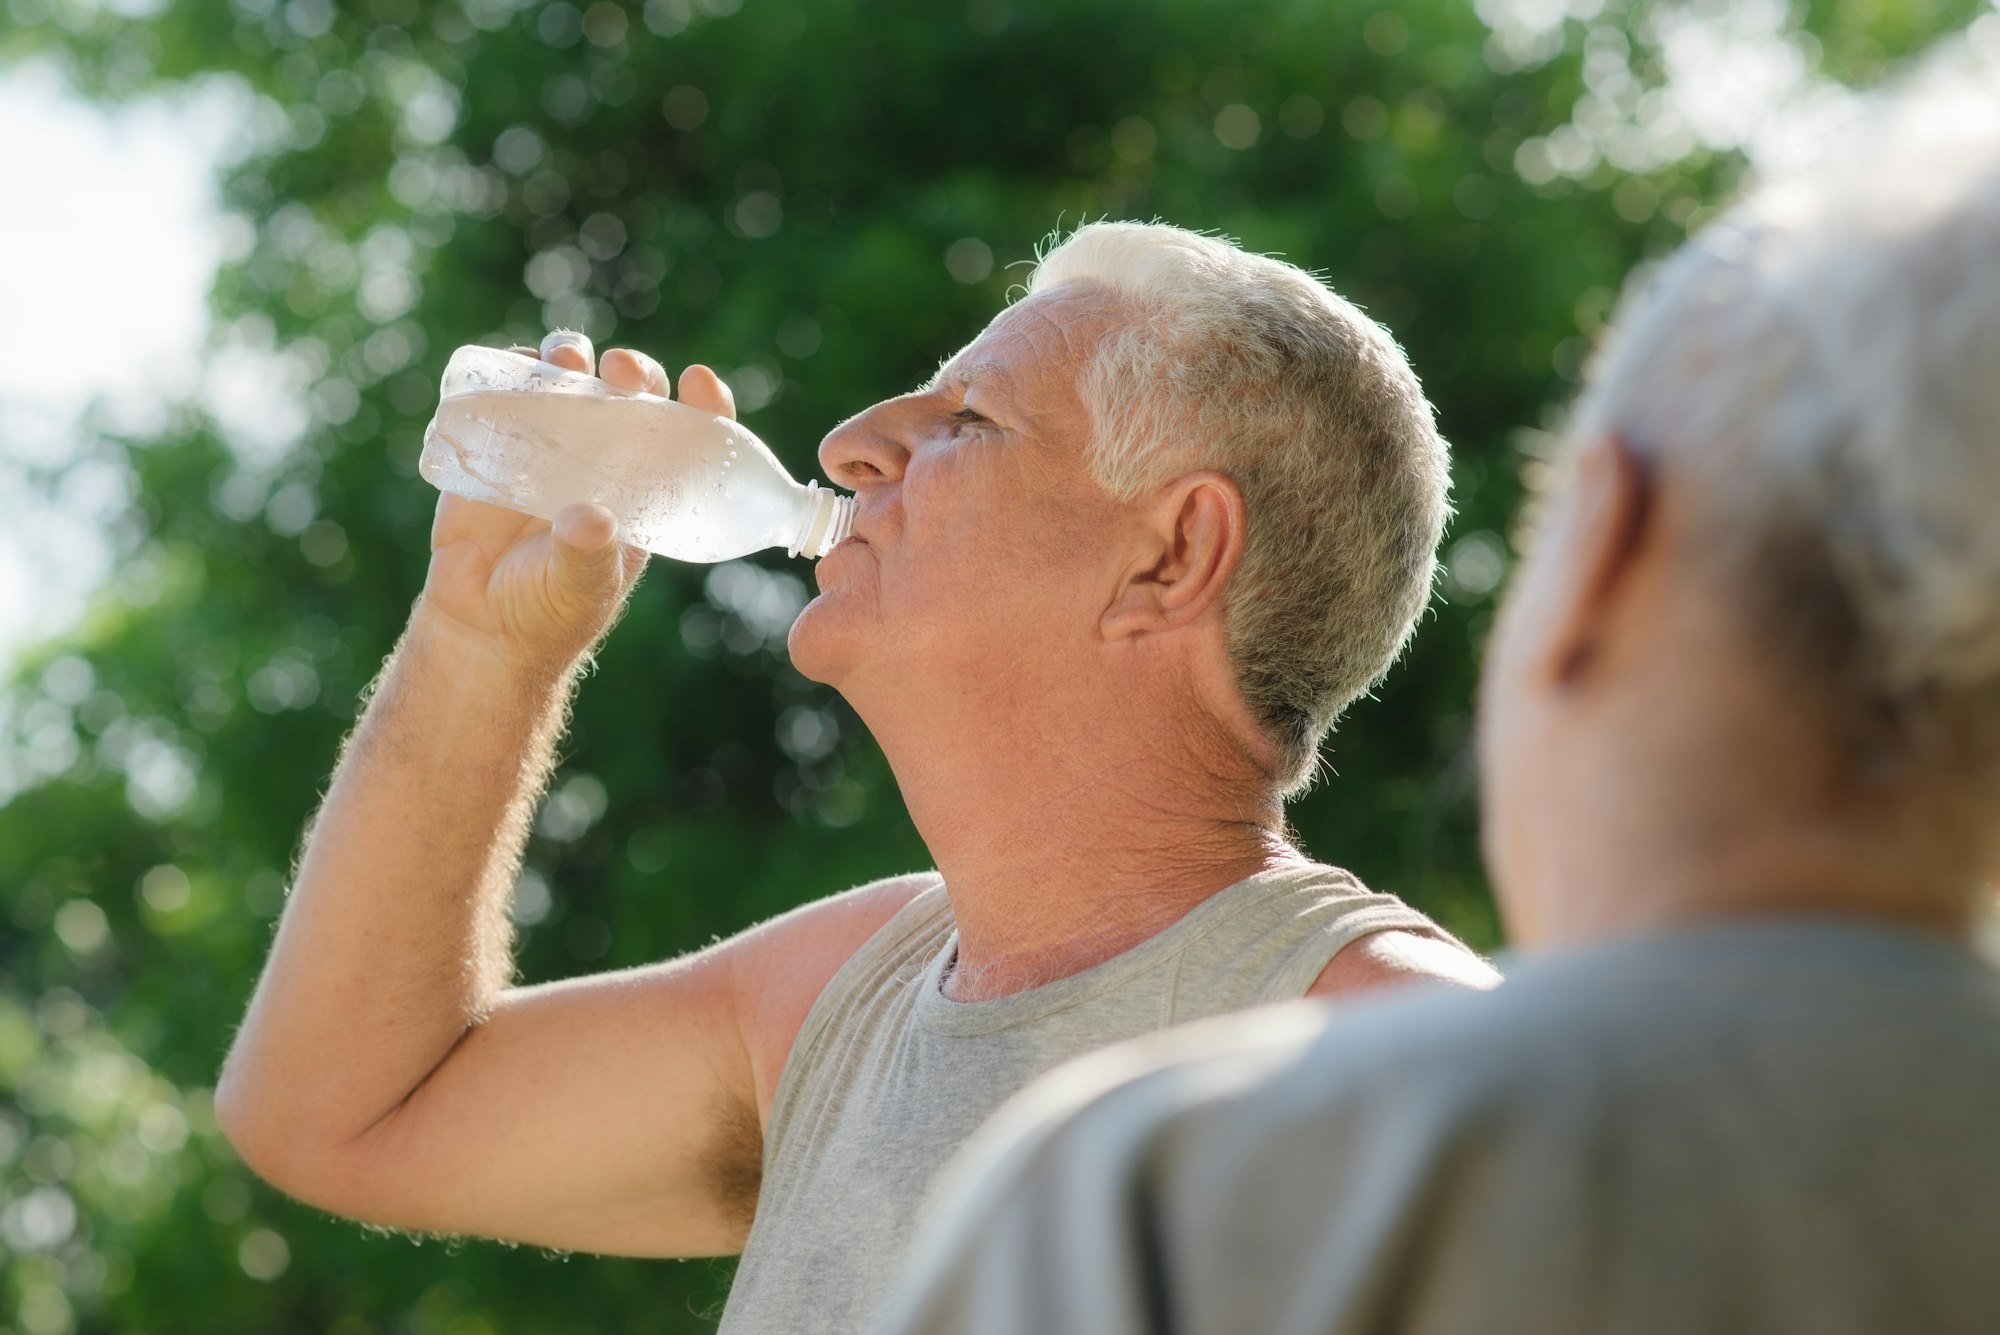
[890,447,1119,630]
[903,448,1010,532]
[899,454,1067,578]
[883,522,1096,671]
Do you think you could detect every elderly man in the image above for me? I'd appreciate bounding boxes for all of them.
[214,222,1496,1331]
[876,58,2000,1335]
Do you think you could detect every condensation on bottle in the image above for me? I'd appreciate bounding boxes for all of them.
[418,345,854,563]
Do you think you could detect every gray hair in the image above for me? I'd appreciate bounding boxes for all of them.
[1567,46,2000,781]
[1026,223,1452,795]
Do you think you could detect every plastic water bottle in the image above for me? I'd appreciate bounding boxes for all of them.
[418,345,855,563]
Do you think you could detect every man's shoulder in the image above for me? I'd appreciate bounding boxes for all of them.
[1169,856,1495,1008]
[1033,923,2000,1181]
[725,871,944,1005]
[950,984,1498,1192]
[1309,928,1504,998]
[733,870,945,963]
[1131,980,1520,1135]
[962,945,1656,1195]
[802,870,948,938]
[890,932,2000,1335]
[729,871,947,1120]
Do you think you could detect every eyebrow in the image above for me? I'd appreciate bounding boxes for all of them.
[919,359,1004,397]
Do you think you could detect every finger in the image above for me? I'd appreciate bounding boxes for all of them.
[541,329,596,376]
[552,501,618,551]
[600,347,669,396]
[677,364,736,420]
[507,345,539,359]
[550,502,623,593]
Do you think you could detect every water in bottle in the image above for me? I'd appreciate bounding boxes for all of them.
[419,345,854,563]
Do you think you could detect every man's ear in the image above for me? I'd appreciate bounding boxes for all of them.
[1514,434,1654,689]
[1101,470,1248,642]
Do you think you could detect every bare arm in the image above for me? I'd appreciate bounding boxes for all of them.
[215,334,915,1256]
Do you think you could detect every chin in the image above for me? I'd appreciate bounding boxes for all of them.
[786,595,858,687]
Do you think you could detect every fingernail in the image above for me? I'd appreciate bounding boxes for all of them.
[542,329,592,356]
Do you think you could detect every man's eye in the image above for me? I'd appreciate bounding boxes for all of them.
[951,407,988,425]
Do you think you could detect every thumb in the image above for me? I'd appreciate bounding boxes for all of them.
[549,502,626,603]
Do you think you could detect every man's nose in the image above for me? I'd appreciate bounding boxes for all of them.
[818,398,913,490]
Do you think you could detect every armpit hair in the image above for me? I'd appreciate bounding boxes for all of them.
[703,1091,765,1247]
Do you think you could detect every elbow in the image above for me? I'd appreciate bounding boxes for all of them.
[214,1055,401,1224]
[213,1056,292,1188]
[214,1053,333,1204]
[213,1051,257,1158]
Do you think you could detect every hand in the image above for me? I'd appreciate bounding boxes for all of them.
[417,330,741,672]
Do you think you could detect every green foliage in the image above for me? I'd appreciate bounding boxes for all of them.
[0,0,1983,1329]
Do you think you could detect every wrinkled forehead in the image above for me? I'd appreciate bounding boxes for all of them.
[924,283,1127,402]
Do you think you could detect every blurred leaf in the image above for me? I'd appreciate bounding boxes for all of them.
[0,0,1984,1328]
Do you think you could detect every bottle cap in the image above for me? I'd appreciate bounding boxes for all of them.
[791,481,856,559]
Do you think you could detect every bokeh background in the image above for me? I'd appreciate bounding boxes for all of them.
[1,0,1993,1330]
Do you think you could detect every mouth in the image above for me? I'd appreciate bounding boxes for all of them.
[813,535,866,588]
[817,532,867,559]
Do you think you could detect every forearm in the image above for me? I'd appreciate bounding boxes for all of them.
[218,601,579,1167]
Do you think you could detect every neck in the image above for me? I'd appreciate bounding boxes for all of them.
[868,696,1295,1002]
[1507,593,1995,952]
[1515,762,1987,952]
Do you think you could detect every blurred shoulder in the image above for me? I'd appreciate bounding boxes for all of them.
[893,994,1496,1332]
[956,971,1566,1200]
[968,986,1495,1175]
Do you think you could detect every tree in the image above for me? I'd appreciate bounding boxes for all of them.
[1,0,1984,1328]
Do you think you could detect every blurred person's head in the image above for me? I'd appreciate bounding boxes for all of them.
[789,222,1449,809]
[1478,49,2000,947]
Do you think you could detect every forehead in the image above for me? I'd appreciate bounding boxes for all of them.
[927,283,1125,399]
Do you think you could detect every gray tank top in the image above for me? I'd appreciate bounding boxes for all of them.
[717,860,1446,1334]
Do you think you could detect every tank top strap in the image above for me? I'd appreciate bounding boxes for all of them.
[764,873,952,1150]
[1162,861,1446,1022]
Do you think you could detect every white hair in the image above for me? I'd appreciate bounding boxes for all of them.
[1026,223,1451,795]
[1568,44,2000,776]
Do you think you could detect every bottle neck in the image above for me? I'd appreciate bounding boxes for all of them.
[791,481,856,558]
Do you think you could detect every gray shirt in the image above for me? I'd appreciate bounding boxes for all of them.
[718,862,1448,1334]
[880,921,2000,1335]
